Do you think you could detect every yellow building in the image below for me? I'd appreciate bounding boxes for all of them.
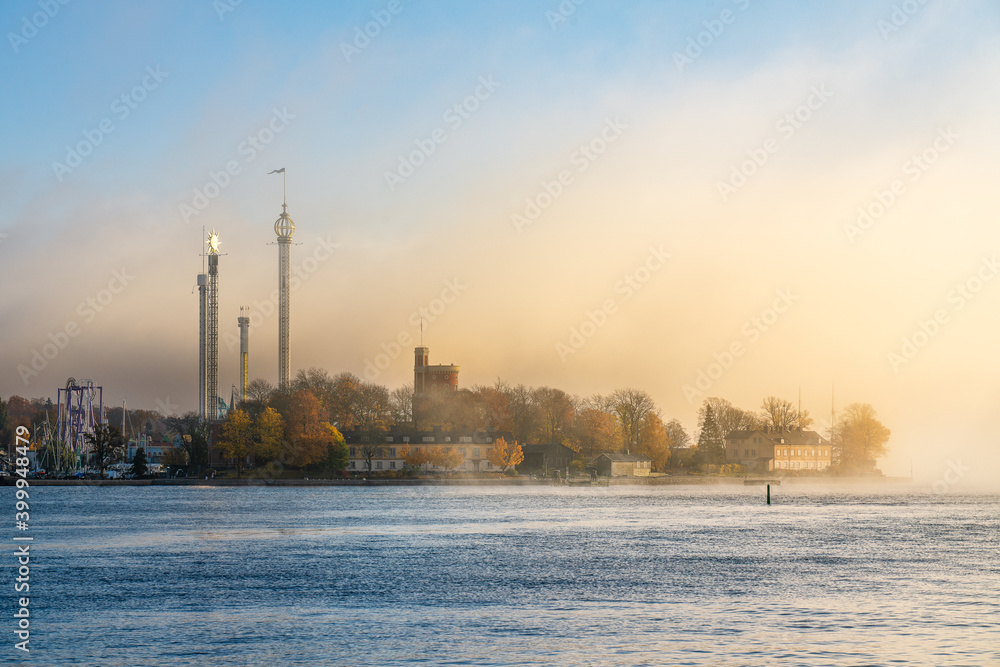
[725,428,832,473]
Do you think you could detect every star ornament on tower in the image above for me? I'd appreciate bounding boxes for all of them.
[207,229,221,254]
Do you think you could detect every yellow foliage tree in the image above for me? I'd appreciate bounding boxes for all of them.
[488,437,524,472]
[400,444,429,470]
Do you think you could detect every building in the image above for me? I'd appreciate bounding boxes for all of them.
[724,427,832,473]
[520,443,577,475]
[591,452,652,477]
[344,429,511,473]
[413,346,459,393]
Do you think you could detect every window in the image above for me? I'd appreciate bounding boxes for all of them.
[349,447,356,456]
[752,449,756,456]
[403,436,410,443]
[348,461,355,469]
[389,448,396,457]
[473,448,480,457]
[386,436,394,443]
[423,436,434,443]
[376,461,383,470]
[445,437,451,443]
[460,449,466,456]
[460,436,472,444]
[390,462,396,469]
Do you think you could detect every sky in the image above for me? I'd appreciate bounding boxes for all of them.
[1,0,998,484]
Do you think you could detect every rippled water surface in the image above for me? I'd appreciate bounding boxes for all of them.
[8,484,999,665]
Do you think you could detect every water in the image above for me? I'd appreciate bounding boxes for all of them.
[7,484,999,665]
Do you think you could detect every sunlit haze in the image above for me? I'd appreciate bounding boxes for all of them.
[2,1,999,483]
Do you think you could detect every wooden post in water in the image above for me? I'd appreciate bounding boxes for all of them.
[767,484,771,505]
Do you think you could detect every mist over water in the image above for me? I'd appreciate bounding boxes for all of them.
[20,485,1000,666]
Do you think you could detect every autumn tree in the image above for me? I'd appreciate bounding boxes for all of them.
[389,386,414,425]
[400,444,429,471]
[280,390,327,468]
[641,413,671,472]
[759,396,812,432]
[488,437,524,472]
[663,418,690,451]
[832,403,890,473]
[328,372,363,431]
[353,382,392,472]
[313,423,349,476]
[428,446,464,472]
[255,407,285,462]
[610,388,657,454]
[700,398,760,438]
[572,406,623,459]
[218,409,254,476]
[84,424,126,478]
[217,408,284,476]
[533,387,575,445]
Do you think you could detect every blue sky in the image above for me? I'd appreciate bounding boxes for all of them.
[2,0,999,481]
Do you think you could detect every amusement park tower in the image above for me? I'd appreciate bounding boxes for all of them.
[238,307,250,403]
[270,168,294,390]
[198,229,222,421]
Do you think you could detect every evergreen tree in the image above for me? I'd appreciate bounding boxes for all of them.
[696,404,725,466]
[131,447,148,478]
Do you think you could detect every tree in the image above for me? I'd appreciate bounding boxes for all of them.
[131,447,148,478]
[84,424,126,478]
[389,386,413,425]
[833,403,890,473]
[701,398,760,438]
[533,387,575,445]
[695,404,725,466]
[663,418,690,451]
[572,406,623,458]
[314,424,348,476]
[610,388,657,454]
[161,447,189,466]
[428,446,464,472]
[217,409,254,476]
[255,407,285,462]
[400,444,429,471]
[488,437,524,472]
[353,383,391,472]
[759,396,811,432]
[244,378,275,417]
[641,413,671,472]
[329,372,363,431]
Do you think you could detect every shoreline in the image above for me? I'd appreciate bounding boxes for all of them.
[8,475,914,488]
